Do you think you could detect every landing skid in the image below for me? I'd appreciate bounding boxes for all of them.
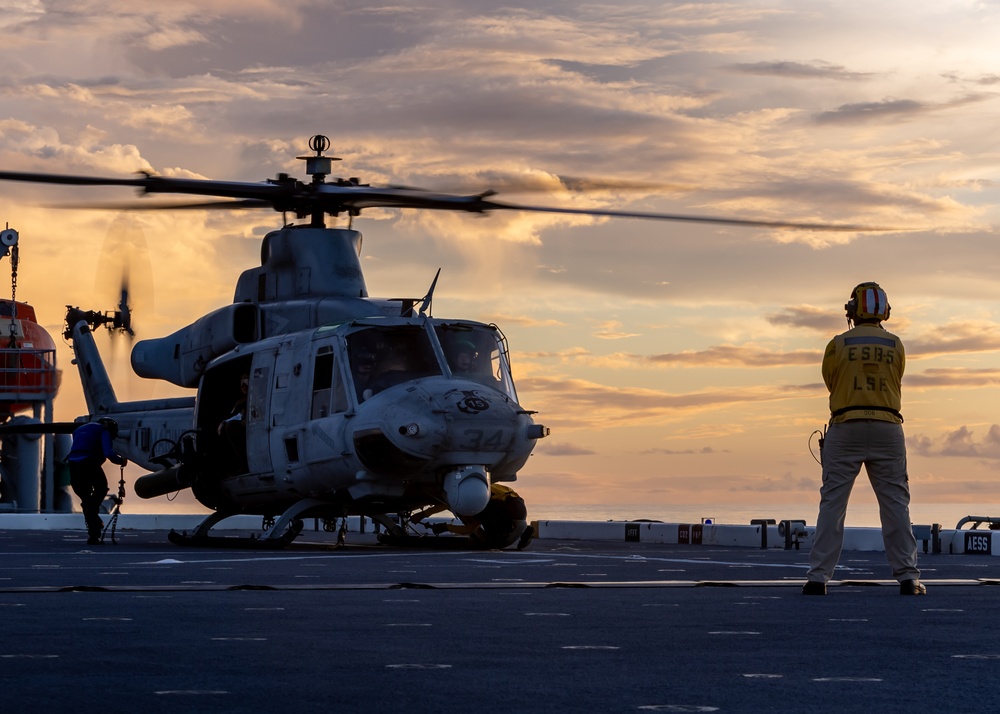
[166,498,330,549]
[167,522,303,549]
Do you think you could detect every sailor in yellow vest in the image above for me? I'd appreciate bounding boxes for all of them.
[803,282,925,596]
[412,482,533,549]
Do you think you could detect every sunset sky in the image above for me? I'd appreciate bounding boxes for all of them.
[3,0,1000,524]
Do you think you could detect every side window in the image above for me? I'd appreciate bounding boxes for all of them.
[311,347,347,418]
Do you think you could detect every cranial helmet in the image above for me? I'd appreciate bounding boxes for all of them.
[97,417,119,439]
[845,282,890,322]
[454,338,477,354]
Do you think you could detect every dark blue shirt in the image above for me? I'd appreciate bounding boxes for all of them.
[67,423,125,465]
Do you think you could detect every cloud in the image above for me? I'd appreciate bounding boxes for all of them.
[646,344,821,368]
[518,375,823,428]
[537,442,596,456]
[907,322,1000,360]
[765,306,842,332]
[0,120,153,174]
[814,94,993,125]
[726,60,873,81]
[911,425,1000,460]
[482,313,567,328]
[641,446,727,455]
[593,320,640,340]
[521,347,591,360]
[0,0,43,31]
[904,368,1000,389]
[942,71,1000,86]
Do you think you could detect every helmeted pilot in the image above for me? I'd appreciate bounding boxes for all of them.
[803,282,924,596]
[449,339,478,374]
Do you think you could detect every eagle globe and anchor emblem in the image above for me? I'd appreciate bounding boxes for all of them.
[456,391,490,414]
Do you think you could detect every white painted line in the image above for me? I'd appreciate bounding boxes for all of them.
[2,654,59,659]
[709,631,761,635]
[525,612,570,616]
[386,664,452,669]
[953,654,1000,659]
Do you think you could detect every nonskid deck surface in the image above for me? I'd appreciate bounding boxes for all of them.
[3,529,999,713]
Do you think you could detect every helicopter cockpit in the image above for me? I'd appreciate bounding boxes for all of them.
[347,320,516,403]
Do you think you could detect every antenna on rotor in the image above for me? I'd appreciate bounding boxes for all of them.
[296,134,340,184]
[296,134,342,227]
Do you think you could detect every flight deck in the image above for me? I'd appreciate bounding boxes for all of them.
[3,524,1000,713]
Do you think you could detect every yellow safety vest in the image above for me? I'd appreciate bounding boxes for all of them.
[822,323,904,424]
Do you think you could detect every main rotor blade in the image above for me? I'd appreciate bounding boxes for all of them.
[392,176,691,195]
[0,170,288,201]
[475,199,893,232]
[46,199,274,211]
[0,170,146,187]
[314,185,894,232]
[0,169,897,231]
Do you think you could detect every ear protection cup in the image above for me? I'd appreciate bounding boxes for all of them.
[97,417,119,439]
[845,282,890,321]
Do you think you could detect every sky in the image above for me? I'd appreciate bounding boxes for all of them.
[3,0,1000,524]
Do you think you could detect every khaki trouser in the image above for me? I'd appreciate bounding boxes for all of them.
[807,420,920,583]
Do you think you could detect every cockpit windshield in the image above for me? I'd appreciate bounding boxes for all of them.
[434,323,516,398]
[347,325,441,402]
[344,321,517,403]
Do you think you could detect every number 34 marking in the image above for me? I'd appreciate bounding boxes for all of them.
[460,429,506,450]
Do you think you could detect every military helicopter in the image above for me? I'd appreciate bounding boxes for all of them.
[0,135,873,547]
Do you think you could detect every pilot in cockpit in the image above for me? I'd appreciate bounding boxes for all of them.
[448,339,478,374]
[351,349,377,400]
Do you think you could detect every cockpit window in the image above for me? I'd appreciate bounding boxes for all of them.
[347,325,441,401]
[435,324,516,397]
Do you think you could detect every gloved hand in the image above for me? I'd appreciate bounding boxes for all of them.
[120,458,128,467]
[430,523,449,535]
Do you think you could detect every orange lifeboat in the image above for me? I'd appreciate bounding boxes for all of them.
[0,299,60,421]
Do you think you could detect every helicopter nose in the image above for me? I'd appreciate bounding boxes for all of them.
[443,465,489,516]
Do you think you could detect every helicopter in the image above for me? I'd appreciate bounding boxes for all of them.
[0,135,876,547]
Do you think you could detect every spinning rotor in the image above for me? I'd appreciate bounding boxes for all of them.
[0,135,885,233]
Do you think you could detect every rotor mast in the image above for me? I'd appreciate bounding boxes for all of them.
[296,134,340,228]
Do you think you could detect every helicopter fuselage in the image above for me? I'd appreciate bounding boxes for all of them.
[59,225,543,538]
[181,314,541,519]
